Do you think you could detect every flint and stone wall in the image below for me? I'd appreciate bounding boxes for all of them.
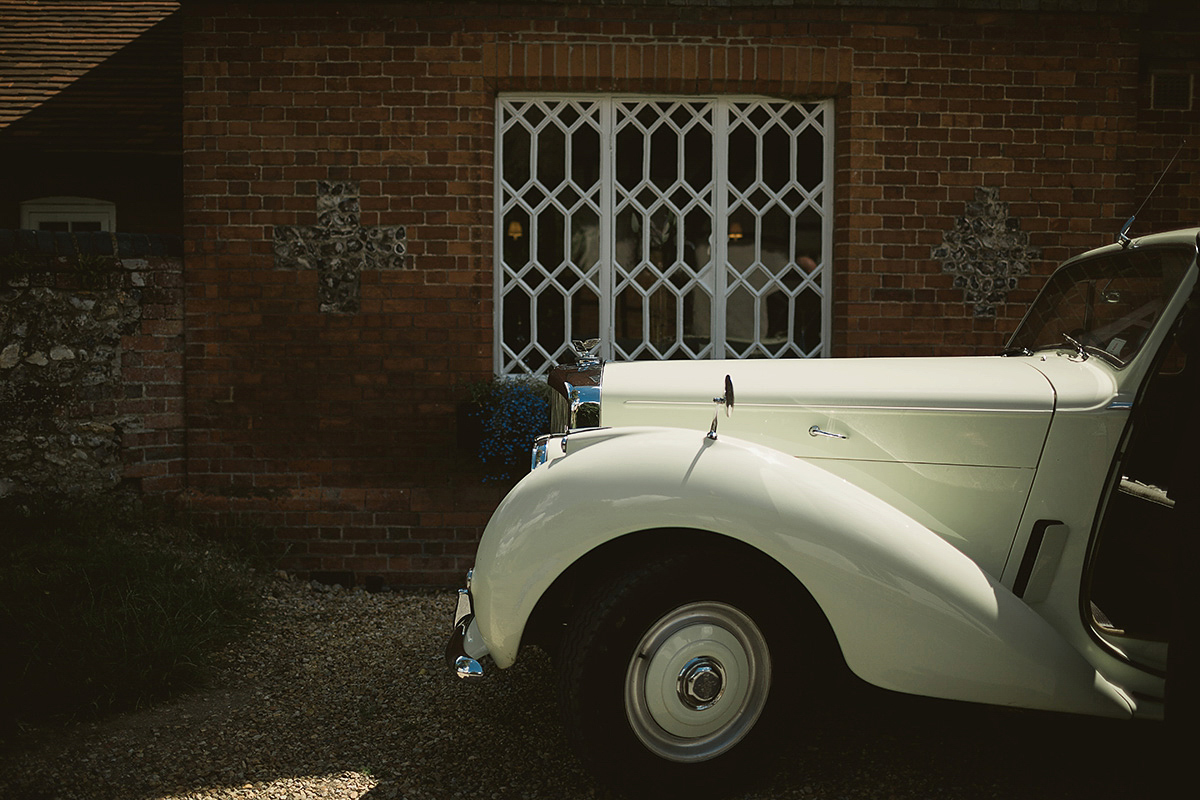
[0,231,185,500]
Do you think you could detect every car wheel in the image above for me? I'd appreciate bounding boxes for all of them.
[556,555,788,796]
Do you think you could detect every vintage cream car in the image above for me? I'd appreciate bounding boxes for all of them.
[448,227,1197,794]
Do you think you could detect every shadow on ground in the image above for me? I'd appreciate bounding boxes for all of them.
[0,584,1176,800]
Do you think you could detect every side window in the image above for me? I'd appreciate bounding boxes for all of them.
[20,197,116,232]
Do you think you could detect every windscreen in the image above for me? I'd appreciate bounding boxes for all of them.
[1007,245,1195,366]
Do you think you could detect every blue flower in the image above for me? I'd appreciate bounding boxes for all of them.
[471,377,550,483]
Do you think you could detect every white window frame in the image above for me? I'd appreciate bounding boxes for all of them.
[495,94,834,375]
[20,196,116,232]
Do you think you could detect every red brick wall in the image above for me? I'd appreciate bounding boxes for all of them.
[1129,16,1200,237]
[116,252,187,495]
[182,1,1199,585]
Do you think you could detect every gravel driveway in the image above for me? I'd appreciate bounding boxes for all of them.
[0,575,1176,800]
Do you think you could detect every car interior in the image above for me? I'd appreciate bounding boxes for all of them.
[1087,303,1194,673]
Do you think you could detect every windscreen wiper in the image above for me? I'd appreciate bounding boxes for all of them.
[1061,333,1089,361]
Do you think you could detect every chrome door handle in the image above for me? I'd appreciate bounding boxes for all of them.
[809,425,846,440]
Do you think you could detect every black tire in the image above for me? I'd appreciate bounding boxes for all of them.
[556,554,792,798]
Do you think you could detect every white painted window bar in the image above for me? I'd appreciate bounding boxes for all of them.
[496,95,833,376]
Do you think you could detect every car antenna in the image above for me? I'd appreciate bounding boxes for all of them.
[1118,139,1186,248]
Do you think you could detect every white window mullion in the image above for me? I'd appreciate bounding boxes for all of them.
[711,99,731,358]
[493,100,507,374]
[599,98,615,362]
[820,105,835,358]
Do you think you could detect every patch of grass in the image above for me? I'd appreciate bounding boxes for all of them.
[0,499,260,730]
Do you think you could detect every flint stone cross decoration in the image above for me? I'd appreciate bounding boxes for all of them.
[933,187,1040,318]
[274,181,408,314]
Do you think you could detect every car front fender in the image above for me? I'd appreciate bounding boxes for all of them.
[473,426,1131,718]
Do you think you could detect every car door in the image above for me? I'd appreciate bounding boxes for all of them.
[1003,235,1198,716]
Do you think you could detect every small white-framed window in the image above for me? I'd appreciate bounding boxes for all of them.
[495,95,834,376]
[20,197,116,232]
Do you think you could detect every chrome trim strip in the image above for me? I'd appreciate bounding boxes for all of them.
[797,455,1033,469]
[624,400,1052,414]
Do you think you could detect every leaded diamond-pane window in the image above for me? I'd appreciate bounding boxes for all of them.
[496,96,833,375]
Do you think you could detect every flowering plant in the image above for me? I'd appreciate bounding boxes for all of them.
[463,376,551,484]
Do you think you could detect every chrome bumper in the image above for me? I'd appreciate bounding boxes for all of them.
[445,571,485,679]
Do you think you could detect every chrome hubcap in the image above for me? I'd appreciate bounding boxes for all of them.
[625,601,771,763]
[677,656,726,710]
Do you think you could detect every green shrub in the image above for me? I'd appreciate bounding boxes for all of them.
[0,499,259,728]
